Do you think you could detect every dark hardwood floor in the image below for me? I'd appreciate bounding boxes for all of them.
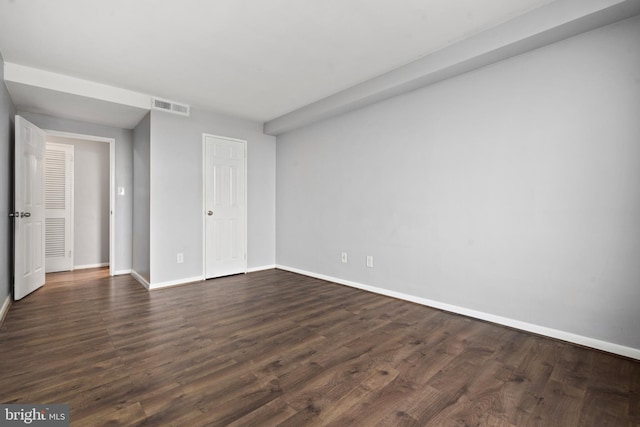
[0,268,638,426]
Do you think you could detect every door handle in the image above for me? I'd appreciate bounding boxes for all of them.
[20,212,31,218]
[207,210,214,216]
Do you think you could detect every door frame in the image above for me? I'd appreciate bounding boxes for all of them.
[201,133,248,279]
[45,130,116,276]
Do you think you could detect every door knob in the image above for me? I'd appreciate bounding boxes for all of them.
[207,210,213,216]
[20,212,31,218]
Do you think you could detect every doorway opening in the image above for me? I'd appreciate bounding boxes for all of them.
[45,266,110,290]
[44,130,115,277]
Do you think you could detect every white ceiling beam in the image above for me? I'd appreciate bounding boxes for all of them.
[4,62,152,110]
[264,0,640,136]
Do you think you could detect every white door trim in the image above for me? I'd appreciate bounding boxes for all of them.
[44,130,116,277]
[202,133,248,279]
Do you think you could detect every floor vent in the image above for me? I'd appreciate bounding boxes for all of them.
[151,98,190,116]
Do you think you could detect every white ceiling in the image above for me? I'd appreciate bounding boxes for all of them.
[0,0,557,127]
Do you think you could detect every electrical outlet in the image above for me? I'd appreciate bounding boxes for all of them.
[366,255,373,268]
[177,253,184,264]
[341,252,348,263]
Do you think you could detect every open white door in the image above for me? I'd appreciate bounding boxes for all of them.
[13,116,46,300]
[204,134,247,279]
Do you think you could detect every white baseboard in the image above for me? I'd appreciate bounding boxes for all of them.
[130,270,150,290]
[133,268,274,292]
[247,264,276,273]
[276,264,640,361]
[148,275,204,290]
[74,262,109,270]
[147,266,275,289]
[0,295,10,326]
[113,269,131,276]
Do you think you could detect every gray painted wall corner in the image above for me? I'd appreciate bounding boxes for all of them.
[133,112,151,282]
[275,17,640,353]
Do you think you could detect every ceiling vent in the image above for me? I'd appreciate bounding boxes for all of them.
[151,98,190,116]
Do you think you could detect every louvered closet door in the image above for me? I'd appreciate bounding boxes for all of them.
[45,142,74,273]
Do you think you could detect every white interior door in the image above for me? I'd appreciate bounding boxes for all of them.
[204,135,246,279]
[45,142,74,273]
[14,115,46,300]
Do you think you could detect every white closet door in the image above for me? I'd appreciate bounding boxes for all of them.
[204,135,247,279]
[45,142,74,273]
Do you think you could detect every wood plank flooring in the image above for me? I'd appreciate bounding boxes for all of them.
[0,268,638,426]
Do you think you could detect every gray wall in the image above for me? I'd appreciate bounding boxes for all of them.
[18,112,134,274]
[47,135,110,268]
[276,17,640,350]
[148,107,276,285]
[0,52,16,304]
[133,113,150,282]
